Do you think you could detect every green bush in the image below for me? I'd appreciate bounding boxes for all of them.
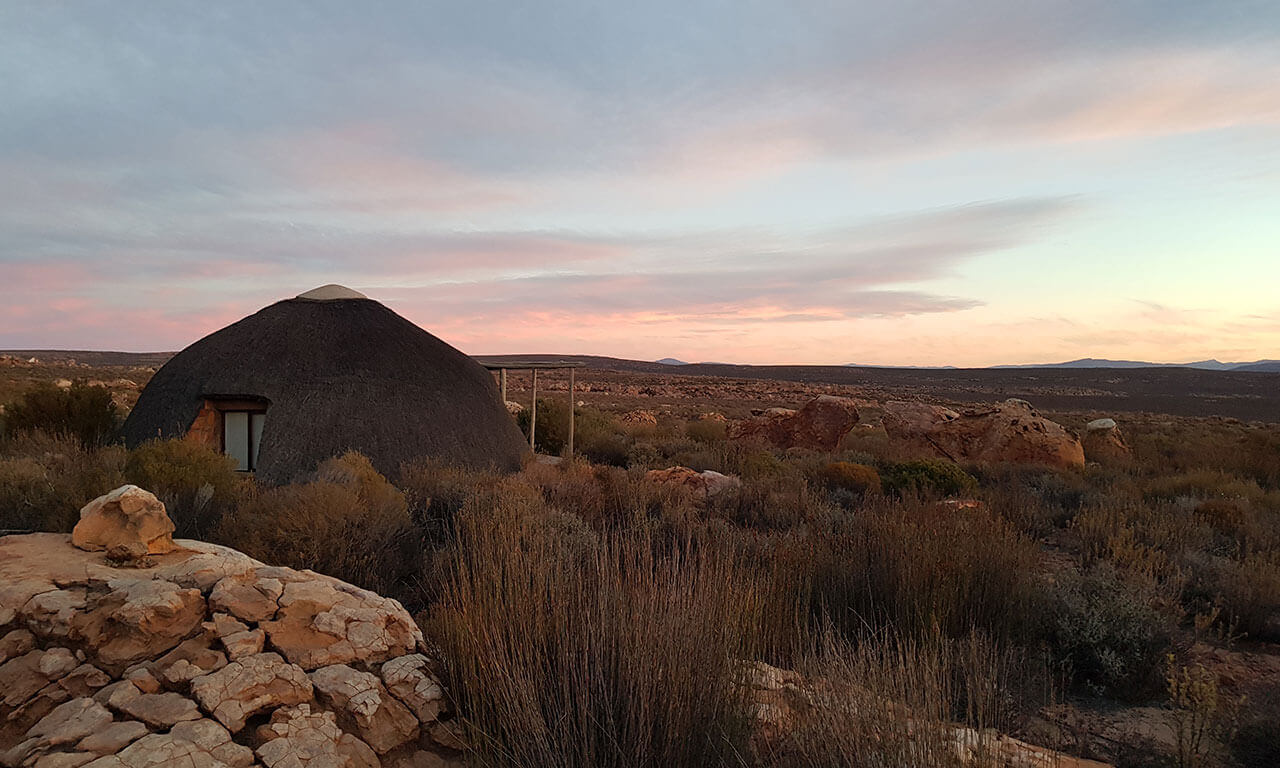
[3,381,119,447]
[516,399,627,460]
[881,459,977,498]
[1046,565,1173,698]
[815,461,881,496]
[125,439,243,539]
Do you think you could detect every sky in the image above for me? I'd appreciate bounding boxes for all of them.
[2,1,1279,366]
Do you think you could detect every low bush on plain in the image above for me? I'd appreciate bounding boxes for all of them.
[814,461,881,496]
[880,458,977,498]
[1046,565,1172,698]
[3,381,119,447]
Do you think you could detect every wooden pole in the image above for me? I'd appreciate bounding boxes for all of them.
[567,367,575,458]
[529,369,538,451]
[500,368,507,404]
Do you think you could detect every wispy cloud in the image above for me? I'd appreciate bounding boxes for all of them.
[1,2,1277,362]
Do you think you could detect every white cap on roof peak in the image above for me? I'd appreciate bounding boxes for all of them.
[296,284,368,300]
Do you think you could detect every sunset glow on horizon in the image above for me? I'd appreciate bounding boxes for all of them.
[2,2,1279,366]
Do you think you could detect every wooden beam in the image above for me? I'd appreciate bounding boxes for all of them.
[529,368,538,451]
[499,368,507,403]
[567,366,575,457]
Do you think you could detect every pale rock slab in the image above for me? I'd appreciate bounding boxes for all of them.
[380,654,444,724]
[260,580,421,670]
[76,721,150,754]
[309,664,418,753]
[83,733,230,768]
[208,574,283,624]
[189,652,313,733]
[169,720,255,768]
[254,705,378,768]
[102,679,201,728]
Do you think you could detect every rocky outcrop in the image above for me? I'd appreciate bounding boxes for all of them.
[882,399,1085,470]
[644,466,742,499]
[0,487,461,768]
[71,486,175,558]
[1082,418,1131,464]
[619,410,658,427]
[729,395,860,451]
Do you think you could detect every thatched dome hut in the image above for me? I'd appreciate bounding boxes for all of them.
[122,285,528,484]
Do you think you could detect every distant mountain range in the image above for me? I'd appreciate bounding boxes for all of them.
[990,358,1280,372]
[661,356,1280,372]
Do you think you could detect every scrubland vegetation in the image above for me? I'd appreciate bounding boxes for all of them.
[2,384,1279,767]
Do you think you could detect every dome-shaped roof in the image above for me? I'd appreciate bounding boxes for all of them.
[122,292,528,483]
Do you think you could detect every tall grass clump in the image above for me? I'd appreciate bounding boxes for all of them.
[777,496,1044,645]
[765,629,1030,768]
[430,502,768,768]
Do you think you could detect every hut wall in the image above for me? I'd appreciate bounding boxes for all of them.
[185,401,220,449]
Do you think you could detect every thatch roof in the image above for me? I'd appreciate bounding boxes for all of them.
[122,287,529,484]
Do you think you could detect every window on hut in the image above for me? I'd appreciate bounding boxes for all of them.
[222,410,265,471]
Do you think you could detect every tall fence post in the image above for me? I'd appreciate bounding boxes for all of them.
[567,367,575,458]
[529,368,538,451]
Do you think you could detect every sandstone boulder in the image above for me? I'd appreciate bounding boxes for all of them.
[645,466,742,499]
[882,399,1084,470]
[729,395,860,451]
[620,410,658,426]
[71,486,175,557]
[1082,418,1131,464]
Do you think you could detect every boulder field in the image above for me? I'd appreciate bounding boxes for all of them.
[0,489,460,768]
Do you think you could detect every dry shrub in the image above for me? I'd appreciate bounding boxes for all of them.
[1046,564,1172,698]
[520,458,700,531]
[685,417,727,443]
[766,630,1029,768]
[814,461,881,496]
[517,399,630,464]
[776,496,1043,645]
[0,432,125,532]
[1144,470,1269,506]
[216,451,416,597]
[1184,551,1280,642]
[125,439,243,539]
[429,504,766,768]
[399,458,500,546]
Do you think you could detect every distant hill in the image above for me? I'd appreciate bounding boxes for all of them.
[992,358,1280,371]
[0,349,174,367]
[655,358,689,365]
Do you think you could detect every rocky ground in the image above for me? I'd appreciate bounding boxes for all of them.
[0,488,460,768]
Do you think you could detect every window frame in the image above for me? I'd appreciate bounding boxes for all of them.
[217,406,267,473]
